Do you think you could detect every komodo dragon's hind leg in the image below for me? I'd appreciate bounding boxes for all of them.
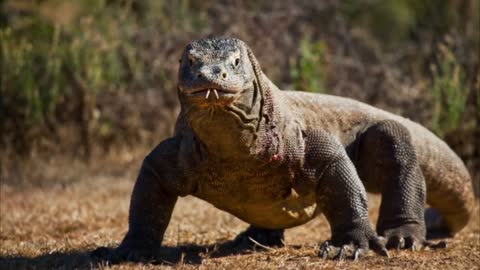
[355,120,427,250]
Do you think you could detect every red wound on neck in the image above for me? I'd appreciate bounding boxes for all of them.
[270,154,280,162]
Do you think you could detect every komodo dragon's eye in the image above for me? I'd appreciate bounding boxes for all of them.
[188,54,195,67]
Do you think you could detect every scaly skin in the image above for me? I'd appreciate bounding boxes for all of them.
[111,37,475,261]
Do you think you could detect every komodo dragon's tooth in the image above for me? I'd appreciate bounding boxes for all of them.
[289,188,300,199]
[213,89,219,99]
[205,89,211,99]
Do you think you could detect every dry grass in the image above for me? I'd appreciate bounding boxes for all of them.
[0,174,479,270]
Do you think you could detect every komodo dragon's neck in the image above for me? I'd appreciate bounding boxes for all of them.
[183,76,281,161]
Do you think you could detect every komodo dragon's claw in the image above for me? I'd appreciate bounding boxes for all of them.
[318,240,385,260]
[370,237,390,257]
[319,241,330,259]
[352,248,364,261]
[333,246,346,260]
[381,223,447,252]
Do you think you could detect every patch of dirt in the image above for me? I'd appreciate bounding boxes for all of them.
[0,175,479,270]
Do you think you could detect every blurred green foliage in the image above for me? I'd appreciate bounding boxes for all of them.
[341,0,416,44]
[1,1,134,151]
[290,38,327,93]
[340,0,462,46]
[0,0,211,154]
[0,0,478,160]
[1,11,127,124]
[430,43,469,137]
[137,0,209,33]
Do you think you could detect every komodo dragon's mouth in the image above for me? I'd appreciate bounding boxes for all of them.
[186,88,238,99]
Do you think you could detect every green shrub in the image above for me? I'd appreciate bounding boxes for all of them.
[429,43,469,137]
[0,0,211,154]
[290,38,327,93]
[340,0,457,47]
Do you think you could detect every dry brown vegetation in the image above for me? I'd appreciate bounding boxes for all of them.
[1,170,479,270]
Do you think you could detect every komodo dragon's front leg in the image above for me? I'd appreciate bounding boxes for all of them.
[306,130,388,259]
[115,138,183,261]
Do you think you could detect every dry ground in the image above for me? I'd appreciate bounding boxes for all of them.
[0,174,479,270]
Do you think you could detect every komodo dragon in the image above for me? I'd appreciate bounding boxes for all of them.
[111,37,475,260]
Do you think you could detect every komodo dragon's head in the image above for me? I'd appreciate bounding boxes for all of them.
[177,38,256,105]
[176,37,276,157]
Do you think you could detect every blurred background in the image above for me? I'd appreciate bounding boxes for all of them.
[1,0,479,194]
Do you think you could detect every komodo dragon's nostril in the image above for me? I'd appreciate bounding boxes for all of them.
[197,74,203,78]
[222,73,227,79]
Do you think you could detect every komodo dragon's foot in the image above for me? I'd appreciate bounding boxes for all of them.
[115,243,161,262]
[319,223,389,260]
[229,226,285,250]
[91,244,161,263]
[380,223,425,250]
[93,236,162,263]
[378,222,447,251]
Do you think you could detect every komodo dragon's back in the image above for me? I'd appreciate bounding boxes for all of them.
[283,90,475,235]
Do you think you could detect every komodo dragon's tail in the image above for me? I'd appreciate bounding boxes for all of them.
[412,125,475,236]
